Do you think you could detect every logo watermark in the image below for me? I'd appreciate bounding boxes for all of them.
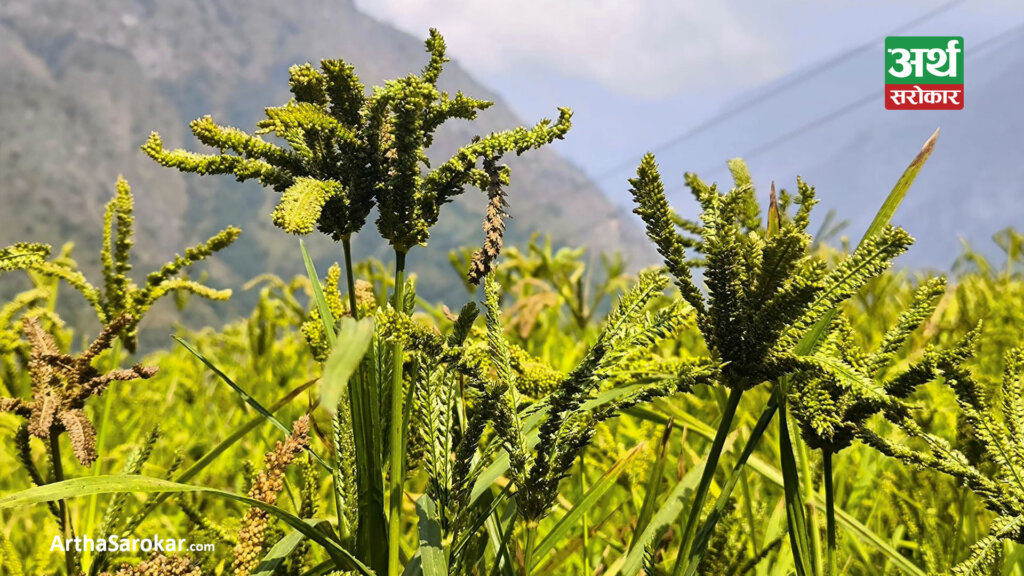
[885,36,964,110]
[50,534,214,554]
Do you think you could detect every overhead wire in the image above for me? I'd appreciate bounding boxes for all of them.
[562,13,1022,242]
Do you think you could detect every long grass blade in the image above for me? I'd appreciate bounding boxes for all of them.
[612,463,705,576]
[531,443,644,569]
[174,336,330,470]
[119,380,315,536]
[778,388,813,576]
[641,406,923,575]
[862,128,939,243]
[352,342,389,571]
[417,495,448,576]
[310,240,388,573]
[625,404,927,575]
[487,499,518,576]
[321,317,375,415]
[745,453,925,576]
[798,128,940,357]
[301,238,336,348]
[669,387,744,576]
[0,476,374,575]
[174,337,294,438]
[252,519,332,576]
[451,484,513,561]
[631,418,674,548]
[683,400,777,576]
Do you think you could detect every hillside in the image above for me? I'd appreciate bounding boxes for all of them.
[0,0,650,337]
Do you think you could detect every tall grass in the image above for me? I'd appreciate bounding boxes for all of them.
[3,26,1024,576]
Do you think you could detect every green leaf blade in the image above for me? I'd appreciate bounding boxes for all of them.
[417,495,448,576]
[0,475,374,575]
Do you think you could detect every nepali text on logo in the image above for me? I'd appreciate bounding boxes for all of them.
[885,37,963,110]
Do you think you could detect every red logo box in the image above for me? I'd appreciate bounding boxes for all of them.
[885,84,963,110]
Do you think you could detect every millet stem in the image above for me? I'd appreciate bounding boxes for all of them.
[523,520,538,576]
[343,236,359,320]
[49,433,78,575]
[824,451,837,576]
[387,249,407,576]
[671,386,743,576]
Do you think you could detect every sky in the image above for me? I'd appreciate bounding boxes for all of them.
[354,0,1024,205]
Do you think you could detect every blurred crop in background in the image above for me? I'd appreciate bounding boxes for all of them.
[2,3,1024,575]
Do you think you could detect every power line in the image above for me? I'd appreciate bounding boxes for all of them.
[563,20,1023,242]
[684,20,1024,184]
[583,0,965,185]
[557,1,967,241]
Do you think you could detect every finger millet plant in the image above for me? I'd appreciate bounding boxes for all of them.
[1,27,1023,576]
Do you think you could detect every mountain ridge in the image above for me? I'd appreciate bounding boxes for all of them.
[0,0,651,334]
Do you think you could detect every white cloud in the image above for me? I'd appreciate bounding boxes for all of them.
[354,0,784,99]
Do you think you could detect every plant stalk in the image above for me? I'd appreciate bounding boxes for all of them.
[49,434,78,575]
[523,520,538,576]
[671,386,744,576]
[739,464,759,554]
[580,455,590,576]
[339,237,388,571]
[83,338,121,566]
[343,236,359,320]
[684,394,777,576]
[824,451,837,576]
[387,250,407,576]
[778,385,813,576]
[795,421,823,576]
[338,235,359,535]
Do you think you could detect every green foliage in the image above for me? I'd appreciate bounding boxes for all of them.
[143,33,571,573]
[6,27,1024,576]
[862,345,1024,575]
[0,243,50,273]
[143,29,570,255]
[0,315,158,467]
[5,228,1024,575]
[0,177,238,352]
[629,153,930,576]
[484,271,714,522]
[631,155,912,393]
[788,276,950,454]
